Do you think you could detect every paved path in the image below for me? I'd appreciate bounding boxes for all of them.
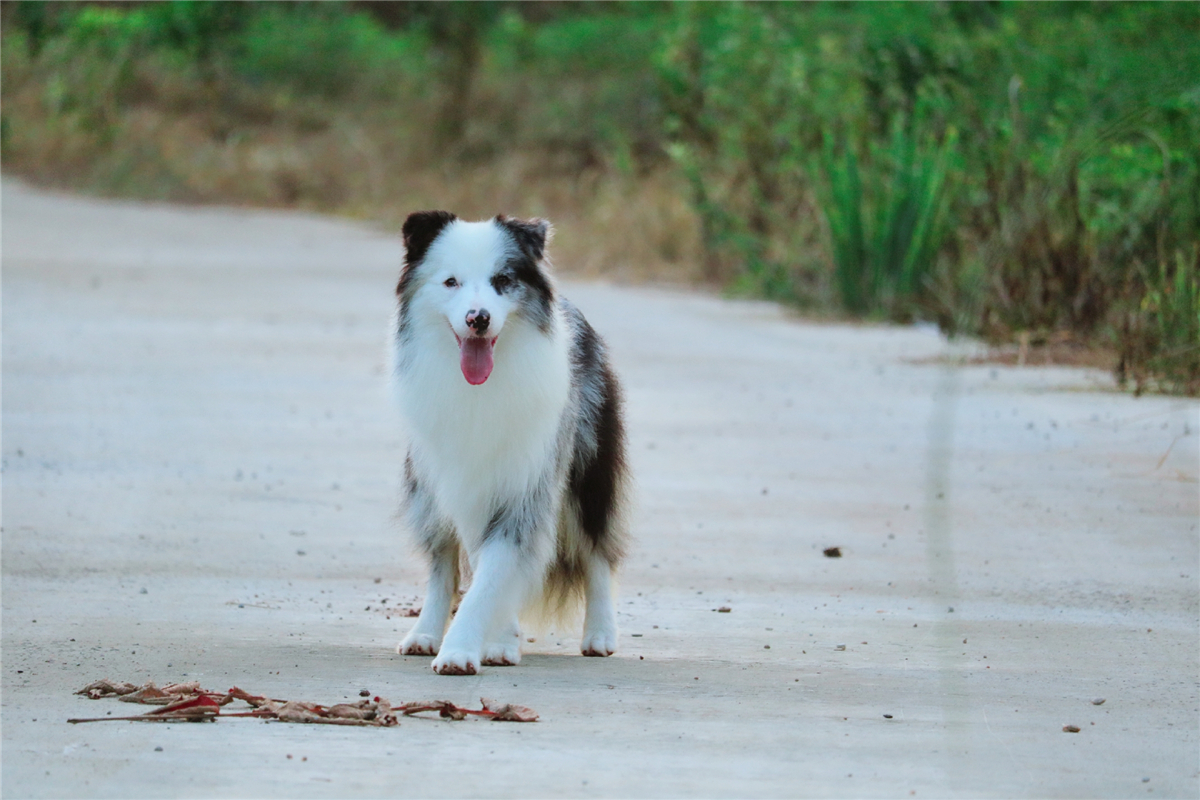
[3,180,1197,798]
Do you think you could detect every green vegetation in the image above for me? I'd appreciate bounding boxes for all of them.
[3,2,1197,394]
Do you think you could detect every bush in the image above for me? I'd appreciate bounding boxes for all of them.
[2,1,1196,393]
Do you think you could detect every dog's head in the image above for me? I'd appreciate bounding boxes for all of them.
[397,211,555,385]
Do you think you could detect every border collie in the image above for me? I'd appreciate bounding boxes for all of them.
[391,211,629,676]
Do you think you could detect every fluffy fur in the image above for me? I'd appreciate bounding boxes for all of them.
[391,211,629,675]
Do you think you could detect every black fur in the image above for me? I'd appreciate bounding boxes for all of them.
[494,215,550,261]
[397,210,457,298]
[565,305,628,566]
[495,215,556,335]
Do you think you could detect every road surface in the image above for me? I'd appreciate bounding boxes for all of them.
[3,180,1197,798]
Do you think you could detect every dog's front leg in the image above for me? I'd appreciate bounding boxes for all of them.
[432,538,530,676]
[397,539,458,656]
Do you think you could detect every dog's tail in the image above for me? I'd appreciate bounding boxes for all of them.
[521,502,627,632]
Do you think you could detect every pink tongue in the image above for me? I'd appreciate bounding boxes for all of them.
[459,337,495,385]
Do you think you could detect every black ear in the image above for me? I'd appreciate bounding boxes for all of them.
[402,210,457,267]
[495,215,552,261]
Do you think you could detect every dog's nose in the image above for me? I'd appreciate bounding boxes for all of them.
[466,308,491,334]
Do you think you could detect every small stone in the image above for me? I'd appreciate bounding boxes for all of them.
[1091,698,1106,705]
[154,746,163,752]
[139,588,148,594]
[1143,778,1150,783]
[883,714,893,719]
[1062,725,1080,733]
[359,689,370,697]
[823,547,842,558]
[835,644,846,651]
[296,550,306,556]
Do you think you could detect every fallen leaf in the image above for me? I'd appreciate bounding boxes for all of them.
[71,680,528,728]
[76,679,138,699]
[148,695,222,719]
[481,697,539,722]
[119,683,181,705]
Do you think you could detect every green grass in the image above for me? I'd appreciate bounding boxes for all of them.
[3,1,1197,394]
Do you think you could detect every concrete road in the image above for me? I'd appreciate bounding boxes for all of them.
[3,179,1197,798]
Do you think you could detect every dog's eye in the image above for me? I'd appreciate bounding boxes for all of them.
[443,277,458,288]
[491,274,513,292]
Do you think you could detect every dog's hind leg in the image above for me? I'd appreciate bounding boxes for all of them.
[397,537,458,656]
[581,552,618,657]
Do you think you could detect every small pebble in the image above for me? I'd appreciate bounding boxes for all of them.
[823,547,842,558]
[1062,725,1080,733]
[1143,778,1150,783]
[835,644,846,651]
[139,588,148,594]
[1091,698,1106,705]
[154,746,163,752]
[883,714,893,719]
[359,689,370,697]
[764,645,770,649]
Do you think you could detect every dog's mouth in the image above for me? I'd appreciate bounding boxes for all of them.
[453,331,498,385]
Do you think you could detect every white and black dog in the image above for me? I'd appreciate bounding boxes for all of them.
[391,211,629,676]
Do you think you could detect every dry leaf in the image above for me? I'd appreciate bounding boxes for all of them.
[76,679,138,699]
[481,697,539,722]
[148,695,222,720]
[72,679,526,728]
[118,683,180,705]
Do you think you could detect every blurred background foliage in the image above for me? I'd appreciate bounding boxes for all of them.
[3,1,1197,394]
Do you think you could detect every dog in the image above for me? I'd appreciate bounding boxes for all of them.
[391,210,629,676]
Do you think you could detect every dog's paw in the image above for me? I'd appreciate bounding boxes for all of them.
[581,628,617,657]
[431,649,480,676]
[482,640,521,667]
[397,632,440,657]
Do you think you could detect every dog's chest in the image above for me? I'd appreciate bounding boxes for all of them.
[397,326,571,527]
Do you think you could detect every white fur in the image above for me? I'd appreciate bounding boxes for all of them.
[392,218,619,675]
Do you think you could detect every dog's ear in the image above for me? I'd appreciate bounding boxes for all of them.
[402,210,457,267]
[495,215,552,261]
